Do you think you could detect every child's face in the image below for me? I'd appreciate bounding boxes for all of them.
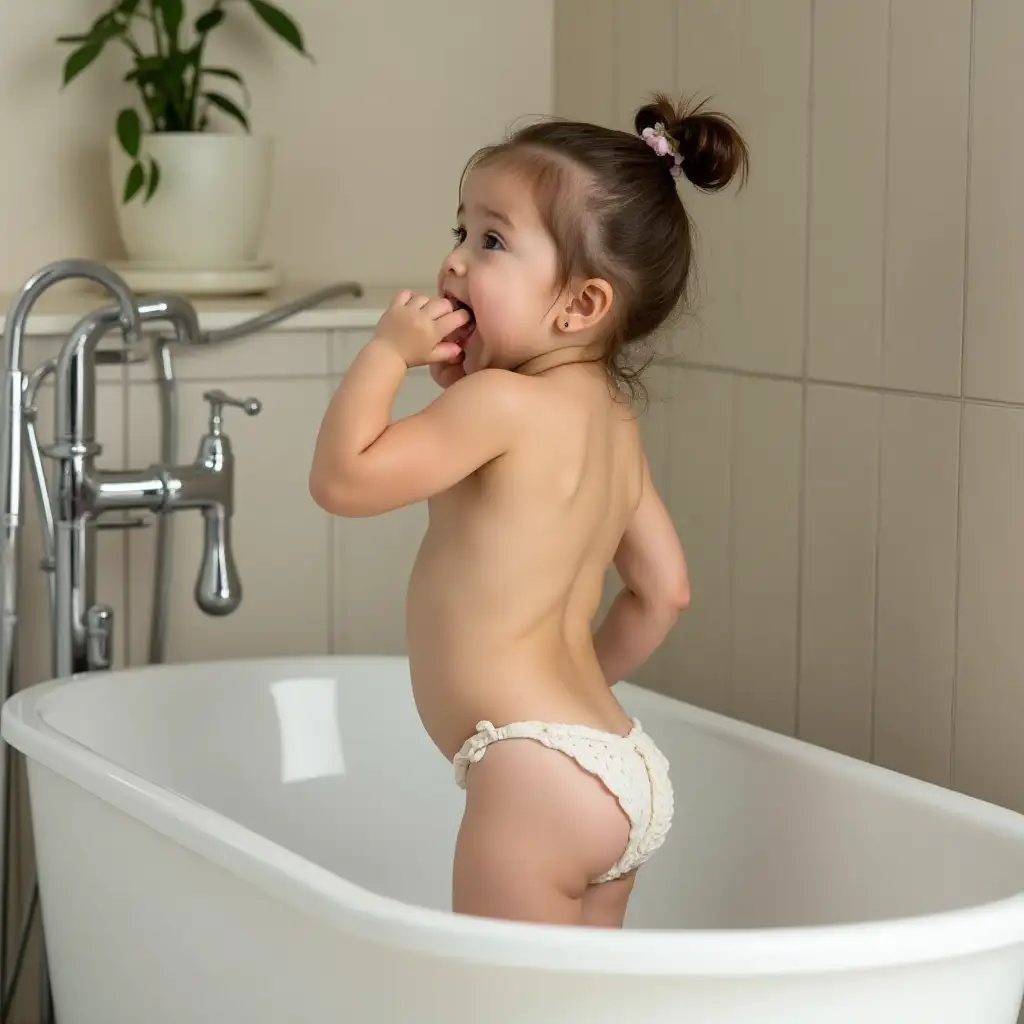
[437,164,563,375]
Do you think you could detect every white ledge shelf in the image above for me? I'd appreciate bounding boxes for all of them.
[0,282,421,337]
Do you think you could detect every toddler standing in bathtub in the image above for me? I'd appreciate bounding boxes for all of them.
[309,93,748,928]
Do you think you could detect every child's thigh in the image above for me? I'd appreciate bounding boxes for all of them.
[452,738,630,923]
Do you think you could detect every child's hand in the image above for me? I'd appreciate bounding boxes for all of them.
[373,290,469,368]
[430,357,467,390]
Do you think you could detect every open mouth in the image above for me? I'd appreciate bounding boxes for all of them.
[444,294,476,349]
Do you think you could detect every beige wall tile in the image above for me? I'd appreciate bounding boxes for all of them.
[674,0,810,377]
[882,0,970,396]
[129,331,330,384]
[962,2,1024,403]
[331,330,377,375]
[612,0,676,131]
[800,384,880,759]
[554,0,616,124]
[0,1,68,285]
[955,402,1024,812]
[807,0,889,386]
[731,377,802,736]
[126,377,332,664]
[873,394,959,787]
[661,367,733,715]
[18,381,127,686]
[332,371,436,656]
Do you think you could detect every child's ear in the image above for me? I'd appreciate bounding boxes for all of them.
[559,278,614,334]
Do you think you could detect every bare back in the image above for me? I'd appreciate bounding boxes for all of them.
[407,364,644,760]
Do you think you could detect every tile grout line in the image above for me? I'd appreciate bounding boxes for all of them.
[950,0,978,793]
[869,0,896,766]
[658,356,1024,412]
[795,0,817,740]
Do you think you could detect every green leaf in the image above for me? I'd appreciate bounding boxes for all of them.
[56,34,90,45]
[246,0,308,55]
[62,42,104,85]
[123,161,145,204]
[89,13,126,44]
[203,67,250,106]
[117,0,141,14]
[203,91,250,130]
[195,8,226,34]
[116,108,142,157]
[144,159,161,203]
[155,0,184,43]
[135,55,165,72]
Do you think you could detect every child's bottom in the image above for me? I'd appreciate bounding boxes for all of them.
[451,718,674,925]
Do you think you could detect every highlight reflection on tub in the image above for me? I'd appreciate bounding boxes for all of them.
[4,654,1024,1024]
[269,677,346,783]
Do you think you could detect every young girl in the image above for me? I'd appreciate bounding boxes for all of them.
[309,93,749,929]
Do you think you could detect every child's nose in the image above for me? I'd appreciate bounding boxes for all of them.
[441,247,468,278]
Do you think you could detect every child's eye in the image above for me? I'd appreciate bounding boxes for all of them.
[482,231,505,251]
[451,226,466,246]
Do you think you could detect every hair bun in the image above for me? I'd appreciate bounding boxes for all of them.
[634,92,749,193]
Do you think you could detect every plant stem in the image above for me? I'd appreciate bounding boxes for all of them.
[148,0,165,59]
[186,0,225,130]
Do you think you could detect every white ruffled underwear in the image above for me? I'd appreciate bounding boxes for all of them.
[453,717,674,884]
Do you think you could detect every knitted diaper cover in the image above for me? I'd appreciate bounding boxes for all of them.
[453,717,674,883]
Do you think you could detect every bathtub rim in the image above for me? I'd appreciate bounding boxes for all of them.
[5,653,1024,978]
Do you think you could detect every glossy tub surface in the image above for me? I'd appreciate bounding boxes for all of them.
[4,655,1024,1022]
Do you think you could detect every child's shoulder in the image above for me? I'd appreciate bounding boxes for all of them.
[441,367,547,414]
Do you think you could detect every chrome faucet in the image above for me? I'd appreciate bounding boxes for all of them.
[47,295,262,677]
[0,257,364,1022]
[182,388,263,616]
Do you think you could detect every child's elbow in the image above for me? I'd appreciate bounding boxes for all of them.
[309,467,360,517]
[655,567,690,622]
[661,577,690,622]
[671,574,691,613]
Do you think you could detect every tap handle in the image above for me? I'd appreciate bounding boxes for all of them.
[202,389,262,435]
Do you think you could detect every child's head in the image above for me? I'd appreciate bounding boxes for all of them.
[437,93,749,392]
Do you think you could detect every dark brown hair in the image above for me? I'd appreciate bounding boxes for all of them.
[463,93,749,398]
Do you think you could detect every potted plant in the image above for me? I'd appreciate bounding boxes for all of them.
[58,0,310,272]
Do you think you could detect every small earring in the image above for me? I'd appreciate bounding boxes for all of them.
[563,320,569,328]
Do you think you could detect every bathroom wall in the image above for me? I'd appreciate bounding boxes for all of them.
[0,0,552,288]
[556,0,1024,815]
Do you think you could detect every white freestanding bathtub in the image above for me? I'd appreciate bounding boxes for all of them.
[4,655,1024,1023]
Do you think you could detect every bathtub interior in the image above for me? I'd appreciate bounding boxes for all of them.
[32,656,1024,931]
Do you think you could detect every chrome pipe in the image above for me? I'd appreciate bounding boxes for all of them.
[23,362,57,622]
[149,338,178,664]
[200,281,362,344]
[0,259,140,1002]
[54,295,199,449]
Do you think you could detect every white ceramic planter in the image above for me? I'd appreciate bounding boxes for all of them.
[109,132,273,269]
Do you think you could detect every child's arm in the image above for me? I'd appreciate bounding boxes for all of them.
[309,291,523,517]
[593,457,690,685]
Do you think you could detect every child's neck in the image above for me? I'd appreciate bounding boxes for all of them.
[514,340,605,377]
